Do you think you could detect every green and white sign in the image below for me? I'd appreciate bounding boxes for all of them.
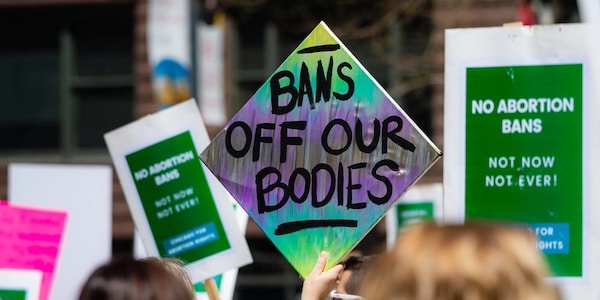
[0,269,41,300]
[396,202,434,226]
[385,183,442,248]
[105,99,252,283]
[466,64,582,276]
[445,24,599,297]
[126,131,231,261]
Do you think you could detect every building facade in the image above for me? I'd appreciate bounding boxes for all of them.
[0,0,578,298]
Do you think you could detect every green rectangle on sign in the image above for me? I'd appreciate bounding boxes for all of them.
[0,289,27,300]
[465,64,583,277]
[126,131,231,263]
[396,201,434,228]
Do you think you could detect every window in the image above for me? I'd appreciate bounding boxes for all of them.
[0,4,134,154]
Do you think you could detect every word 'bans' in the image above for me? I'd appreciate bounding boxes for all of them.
[270,57,354,114]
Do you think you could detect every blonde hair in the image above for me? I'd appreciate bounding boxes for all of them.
[359,222,560,300]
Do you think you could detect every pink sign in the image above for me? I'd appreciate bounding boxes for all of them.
[0,201,68,300]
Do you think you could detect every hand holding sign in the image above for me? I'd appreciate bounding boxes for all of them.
[301,252,344,300]
[200,22,441,277]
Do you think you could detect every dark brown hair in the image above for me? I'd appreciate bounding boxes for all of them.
[342,255,376,294]
[78,256,196,300]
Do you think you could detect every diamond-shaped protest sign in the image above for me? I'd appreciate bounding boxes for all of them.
[200,21,441,277]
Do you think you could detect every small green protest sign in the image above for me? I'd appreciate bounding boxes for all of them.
[396,202,434,227]
[385,183,442,247]
[105,100,252,283]
[126,131,231,261]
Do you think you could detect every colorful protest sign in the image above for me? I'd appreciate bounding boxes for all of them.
[104,99,252,283]
[0,269,42,300]
[8,163,112,300]
[385,183,442,248]
[0,201,68,300]
[444,24,600,298]
[200,22,441,277]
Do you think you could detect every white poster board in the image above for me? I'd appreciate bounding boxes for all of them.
[0,269,43,300]
[8,163,112,300]
[105,99,252,283]
[197,23,227,126]
[578,0,600,25]
[444,24,600,299]
[385,183,443,248]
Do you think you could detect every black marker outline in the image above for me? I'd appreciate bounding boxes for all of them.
[297,44,340,54]
[274,219,357,235]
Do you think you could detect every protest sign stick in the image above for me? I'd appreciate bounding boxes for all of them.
[204,278,220,300]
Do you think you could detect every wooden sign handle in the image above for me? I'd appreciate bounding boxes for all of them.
[204,277,221,300]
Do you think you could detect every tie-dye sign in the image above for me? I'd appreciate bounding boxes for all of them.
[200,22,441,277]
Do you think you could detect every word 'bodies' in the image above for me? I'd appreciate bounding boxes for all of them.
[225,116,415,213]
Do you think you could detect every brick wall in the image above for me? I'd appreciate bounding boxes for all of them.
[429,0,517,182]
[134,0,155,119]
[108,0,154,240]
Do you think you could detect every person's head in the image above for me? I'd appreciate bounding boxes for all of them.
[78,256,196,300]
[359,222,561,300]
[337,255,375,295]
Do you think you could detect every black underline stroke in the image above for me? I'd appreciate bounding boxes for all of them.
[297,44,341,54]
[274,219,358,235]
